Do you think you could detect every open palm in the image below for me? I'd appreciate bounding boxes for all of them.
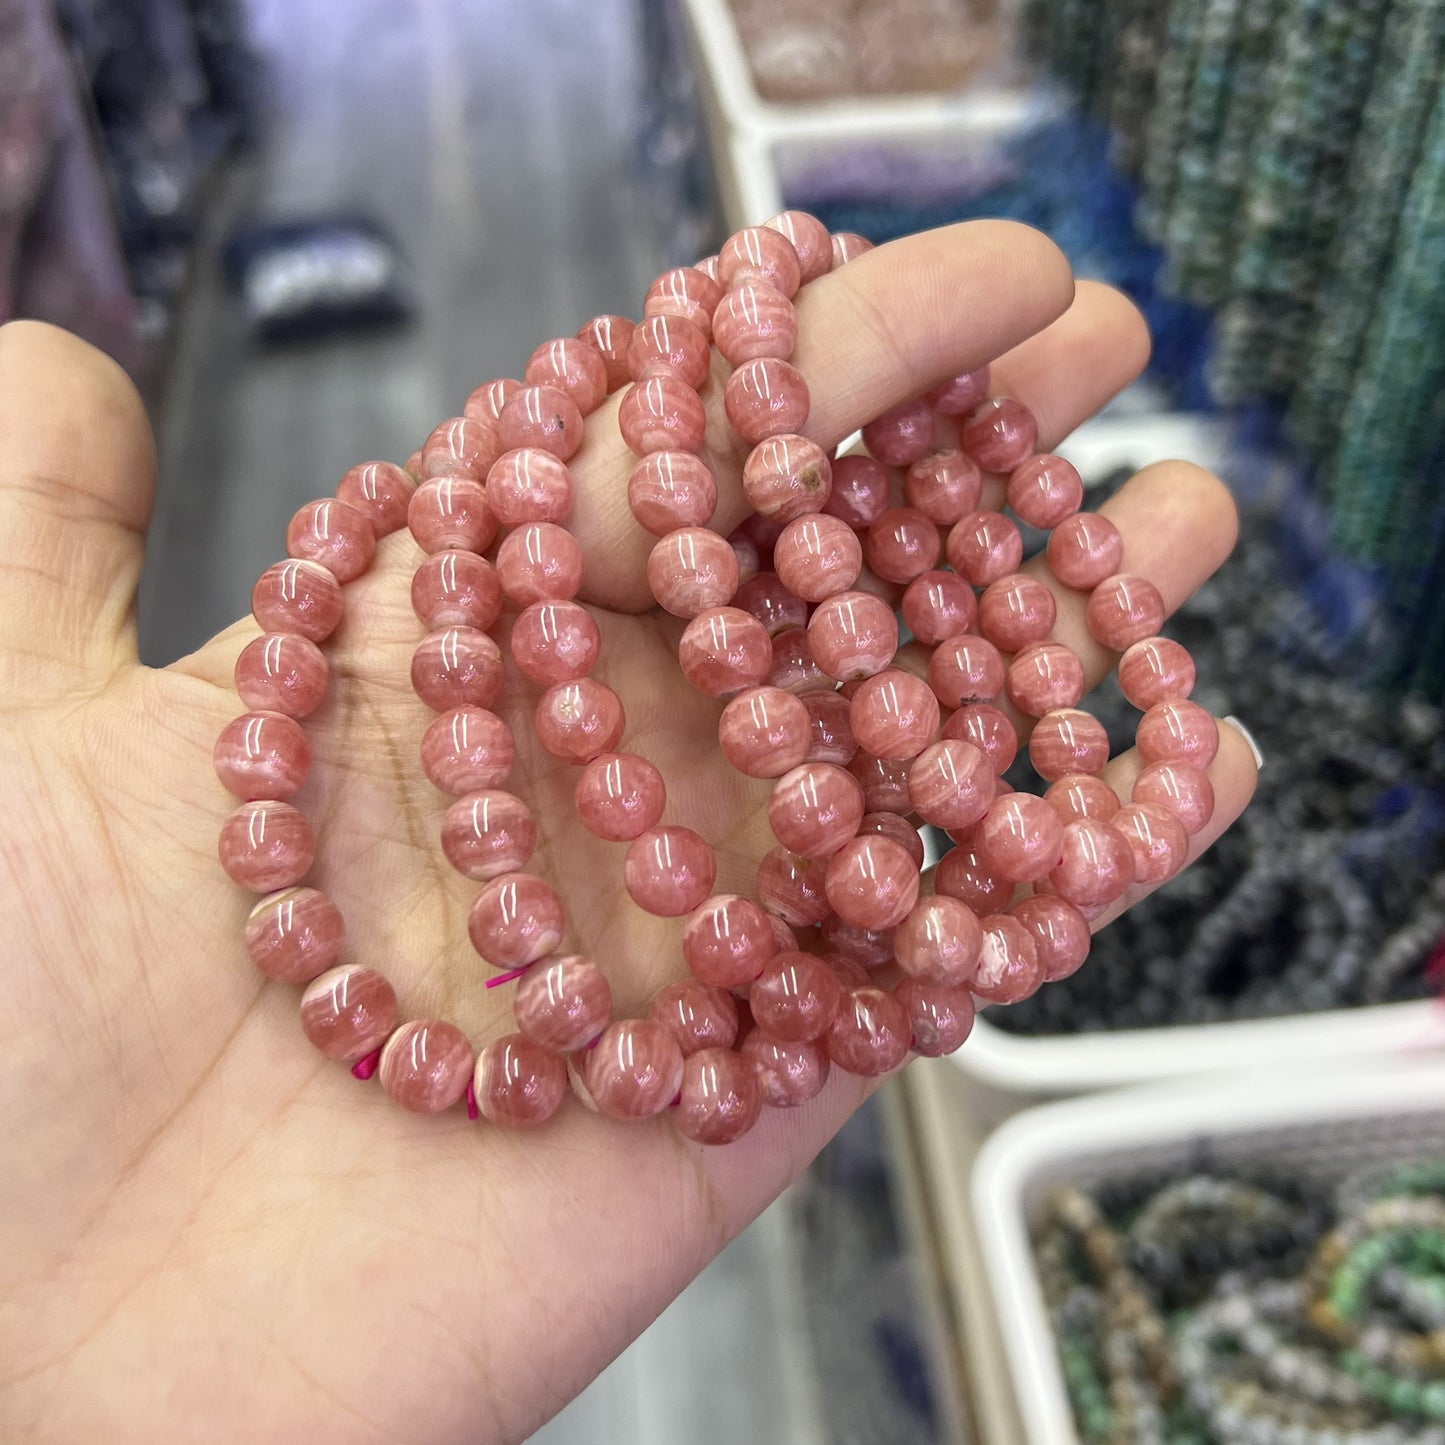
[0,223,1257,1445]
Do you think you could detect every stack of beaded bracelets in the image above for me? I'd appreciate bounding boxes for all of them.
[215,211,1220,1146]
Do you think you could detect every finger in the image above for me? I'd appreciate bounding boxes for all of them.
[0,321,156,695]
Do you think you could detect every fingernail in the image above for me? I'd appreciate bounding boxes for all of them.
[1222,716,1264,770]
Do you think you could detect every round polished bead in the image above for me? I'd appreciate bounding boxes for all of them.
[893,895,983,986]
[896,978,975,1057]
[679,607,772,698]
[441,790,535,880]
[905,448,982,524]
[496,522,584,605]
[411,551,503,632]
[583,1019,685,1120]
[620,375,707,455]
[773,514,861,601]
[827,987,911,1075]
[301,965,398,1060]
[1046,773,1121,824]
[514,955,613,1052]
[858,811,925,867]
[1113,801,1189,887]
[902,570,975,645]
[822,949,871,988]
[719,225,801,295]
[750,951,843,1042]
[408,477,496,554]
[646,527,739,617]
[215,712,311,801]
[251,560,343,644]
[486,449,574,526]
[730,530,760,583]
[824,834,920,930]
[831,232,873,266]
[574,316,634,392]
[961,397,1037,471]
[1136,700,1219,768]
[627,452,717,535]
[725,359,810,444]
[864,507,941,584]
[510,600,601,686]
[802,689,857,765]
[764,210,832,281]
[1011,894,1092,983]
[756,847,832,927]
[286,498,375,584]
[742,1032,829,1108]
[1029,709,1110,781]
[863,399,935,468]
[1048,819,1136,909]
[848,752,913,814]
[946,510,1023,586]
[524,337,608,414]
[695,254,720,280]
[534,678,626,764]
[648,982,739,1056]
[1006,643,1087,717]
[1007,453,1083,529]
[1047,511,1123,590]
[468,872,564,968]
[404,450,423,480]
[464,377,521,423]
[337,460,414,536]
[820,913,895,967]
[1131,760,1214,835]
[768,762,865,858]
[421,415,499,480]
[1118,636,1196,709]
[718,685,811,777]
[734,571,807,636]
[926,367,990,415]
[824,455,890,530]
[972,916,1042,1004]
[675,1048,761,1146]
[421,706,513,793]
[498,384,584,460]
[978,573,1058,652]
[975,793,1064,882]
[906,738,994,831]
[235,634,328,719]
[941,702,1019,775]
[849,668,941,760]
[767,627,831,694]
[627,314,710,390]
[808,590,899,682]
[624,826,716,917]
[245,887,343,983]
[927,634,1005,707]
[379,1022,475,1113]
[683,894,775,988]
[936,840,1013,914]
[475,1033,567,1129]
[1086,574,1166,652]
[643,266,724,341]
[220,801,314,892]
[742,434,832,522]
[411,627,503,711]
[574,751,666,840]
[713,281,798,365]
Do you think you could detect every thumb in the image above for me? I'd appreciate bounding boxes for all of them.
[0,320,156,701]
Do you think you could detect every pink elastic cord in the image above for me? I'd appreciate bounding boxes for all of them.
[351,1047,383,1080]
[465,1080,480,1120]
[485,965,531,990]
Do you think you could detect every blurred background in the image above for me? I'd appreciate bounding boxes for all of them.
[6,1,1445,1441]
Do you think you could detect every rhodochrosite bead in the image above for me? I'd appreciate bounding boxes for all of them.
[379,1020,475,1113]
[719,225,801,294]
[773,514,861,601]
[301,965,398,1060]
[510,600,601,686]
[1049,819,1136,909]
[647,528,740,617]
[1010,894,1092,983]
[214,712,311,800]
[765,209,832,280]
[468,872,565,967]
[1086,574,1166,651]
[942,703,1019,774]
[896,978,976,1057]
[863,399,935,468]
[974,794,1064,882]
[496,522,584,605]
[825,455,890,529]
[905,449,981,524]
[574,316,633,390]
[514,955,613,1052]
[742,434,832,521]
[756,847,831,926]
[624,826,716,916]
[235,632,329,717]
[928,634,1005,707]
[675,1048,762,1145]
[1136,700,1220,768]
[831,232,873,265]
[734,571,807,635]
[645,266,724,337]
[1131,760,1214,834]
[907,739,993,830]
[286,498,376,583]
[826,987,910,1075]
[574,752,666,840]
[725,359,810,443]
[741,1032,829,1107]
[683,894,776,988]
[719,686,811,777]
[848,669,940,760]
[475,1033,567,1128]
[412,551,503,631]
[978,574,1057,652]
[858,811,925,867]
[768,762,865,857]
[649,982,740,1055]
[525,337,609,413]
[1113,802,1189,886]
[337,460,414,535]
[411,627,503,710]
[421,706,514,793]
[947,510,1022,586]
[1118,637,1196,708]
[534,679,626,763]
[220,801,315,891]
[245,887,343,983]
[848,752,913,813]
[408,477,496,554]
[864,508,941,584]
[627,314,711,388]
[1006,643,1086,717]
[678,607,772,697]
[1007,453,1083,529]
[1028,709,1110,781]
[252,559,343,642]
[902,570,976,645]
[803,690,857,765]
[821,913,894,966]
[713,282,798,365]
[1046,773,1122,823]
[936,840,1014,915]
[824,834,920,929]
[750,952,843,1041]
[893,894,983,986]
[421,416,498,480]
[1047,512,1123,590]
[972,916,1042,1003]
[441,790,536,880]
[465,377,521,422]
[498,384,585,460]
[809,591,899,681]
[486,448,574,525]
[927,367,989,414]
[961,397,1037,472]
[627,453,717,534]
[767,627,831,693]
[583,1019,685,1119]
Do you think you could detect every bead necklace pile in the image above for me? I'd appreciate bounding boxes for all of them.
[214,211,1220,1145]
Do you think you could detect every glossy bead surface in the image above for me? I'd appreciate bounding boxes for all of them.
[219,801,314,891]
[961,397,1037,471]
[337,460,414,536]
[1010,894,1092,983]
[498,384,584,460]
[583,1020,684,1120]
[947,510,1023,586]
[826,987,910,1076]
[824,455,890,530]
[421,415,499,480]
[858,811,925,868]
[1029,709,1110,781]
[905,448,981,524]
[683,894,775,988]
[411,627,503,711]
[896,978,976,1056]
[978,573,1058,652]
[1047,511,1123,590]
[648,982,739,1056]
[510,600,601,686]
[972,916,1042,1004]
[928,634,1005,707]
[718,685,811,777]
[975,794,1064,882]
[574,315,634,391]
[734,571,807,635]
[1086,574,1166,652]
[936,841,1013,914]
[301,965,398,1060]
[485,448,574,526]
[864,507,941,584]
[767,627,831,694]
[768,762,865,858]
[647,527,739,617]
[802,689,857,765]
[627,313,710,388]
[742,1032,829,1108]
[848,752,913,813]
[906,738,994,831]
[643,266,724,340]
[679,607,772,698]
[742,434,831,522]
[1131,760,1214,835]
[1006,453,1082,529]
[902,570,975,645]
[214,712,311,800]
[285,498,375,584]
[713,281,798,365]
[765,209,831,281]
[718,225,801,295]
[1048,820,1137,909]
[773,514,861,601]
[496,522,585,605]
[514,954,613,1052]
[379,1021,474,1113]
[1006,643,1087,717]
[755,847,831,927]
[724,358,810,444]
[574,751,666,841]
[624,826,716,916]
[849,669,941,760]
[467,872,565,968]
[1136,700,1219,769]
[627,452,717,534]
[824,834,920,930]
[620,375,707,454]
[1118,637,1196,709]
[863,399,935,468]
[475,1034,567,1129]
[245,887,344,983]
[421,706,514,793]
[1046,773,1121,824]
[926,367,989,415]
[535,678,626,764]
[441,790,535,880]
[525,337,608,414]
[464,377,520,423]
[411,551,503,631]
[893,895,983,986]
[251,560,343,644]
[941,703,1018,775]
[821,913,895,968]
[1113,801,1189,886]
[750,951,843,1042]
[675,1048,762,1146]
[808,590,899,682]
[831,232,873,265]
[408,477,496,554]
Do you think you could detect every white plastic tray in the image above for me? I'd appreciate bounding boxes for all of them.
[970,1060,1445,1444]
